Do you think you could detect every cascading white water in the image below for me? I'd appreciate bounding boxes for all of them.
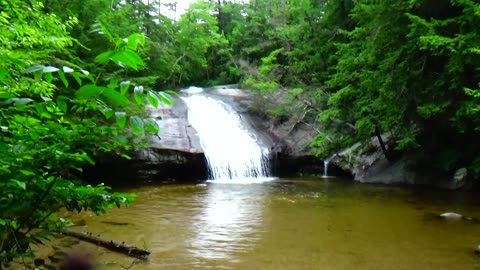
[323,153,338,177]
[181,93,271,182]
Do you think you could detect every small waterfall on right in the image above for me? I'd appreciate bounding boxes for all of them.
[181,92,273,183]
[323,153,338,177]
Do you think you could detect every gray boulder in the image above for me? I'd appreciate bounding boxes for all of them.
[451,168,468,190]
[334,134,416,184]
[333,135,472,189]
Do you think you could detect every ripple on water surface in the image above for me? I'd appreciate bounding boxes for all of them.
[61,178,480,270]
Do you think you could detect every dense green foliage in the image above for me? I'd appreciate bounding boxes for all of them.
[2,0,480,266]
[208,0,480,177]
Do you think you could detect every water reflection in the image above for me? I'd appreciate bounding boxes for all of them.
[59,179,480,270]
[189,183,269,260]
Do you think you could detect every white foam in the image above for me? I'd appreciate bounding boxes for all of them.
[207,177,277,184]
[182,94,271,181]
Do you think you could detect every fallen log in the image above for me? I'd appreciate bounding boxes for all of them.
[60,230,150,259]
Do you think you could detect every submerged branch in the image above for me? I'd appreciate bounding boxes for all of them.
[60,230,150,259]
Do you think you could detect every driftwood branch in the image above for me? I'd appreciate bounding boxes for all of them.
[60,230,150,259]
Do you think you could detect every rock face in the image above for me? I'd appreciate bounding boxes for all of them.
[335,136,415,185]
[260,119,325,176]
[85,95,208,183]
[128,97,208,181]
[127,85,330,181]
[333,135,471,189]
[221,90,336,176]
[146,95,203,154]
[86,86,472,187]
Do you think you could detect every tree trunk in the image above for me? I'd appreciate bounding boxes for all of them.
[60,230,150,259]
[375,127,393,162]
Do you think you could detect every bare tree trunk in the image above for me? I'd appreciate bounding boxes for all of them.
[375,127,393,162]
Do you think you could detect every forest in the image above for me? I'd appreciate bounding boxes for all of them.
[2,0,480,268]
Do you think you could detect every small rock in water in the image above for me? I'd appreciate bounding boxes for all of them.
[440,212,463,220]
[475,245,480,255]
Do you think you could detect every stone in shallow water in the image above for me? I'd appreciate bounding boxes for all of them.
[440,212,463,220]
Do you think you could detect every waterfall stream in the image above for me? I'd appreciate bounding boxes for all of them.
[181,92,272,182]
[323,153,338,177]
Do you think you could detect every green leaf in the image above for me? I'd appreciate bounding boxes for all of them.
[127,33,145,50]
[86,74,95,83]
[147,91,159,108]
[25,65,44,73]
[19,170,35,176]
[101,89,128,106]
[111,51,137,69]
[0,68,9,81]
[108,79,119,89]
[10,220,18,229]
[57,70,68,87]
[158,92,172,106]
[14,98,34,106]
[164,89,177,95]
[96,50,115,63]
[83,153,95,165]
[120,81,130,94]
[34,70,43,81]
[10,180,26,190]
[134,87,144,104]
[57,98,67,113]
[100,107,114,119]
[115,112,127,128]
[129,116,144,134]
[0,93,14,99]
[44,72,53,83]
[123,50,144,67]
[75,84,104,99]
[134,91,143,105]
[72,72,82,86]
[145,119,159,134]
[34,103,45,115]
[115,38,126,49]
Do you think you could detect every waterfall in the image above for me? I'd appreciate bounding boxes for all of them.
[323,153,338,177]
[181,92,272,182]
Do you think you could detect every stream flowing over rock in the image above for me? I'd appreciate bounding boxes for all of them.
[86,86,469,187]
[87,86,330,183]
[132,85,331,181]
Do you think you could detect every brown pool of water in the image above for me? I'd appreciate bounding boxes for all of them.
[60,178,480,269]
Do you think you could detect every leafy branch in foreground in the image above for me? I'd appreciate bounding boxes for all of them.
[0,1,171,267]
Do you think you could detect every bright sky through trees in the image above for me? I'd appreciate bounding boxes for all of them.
[162,0,195,18]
